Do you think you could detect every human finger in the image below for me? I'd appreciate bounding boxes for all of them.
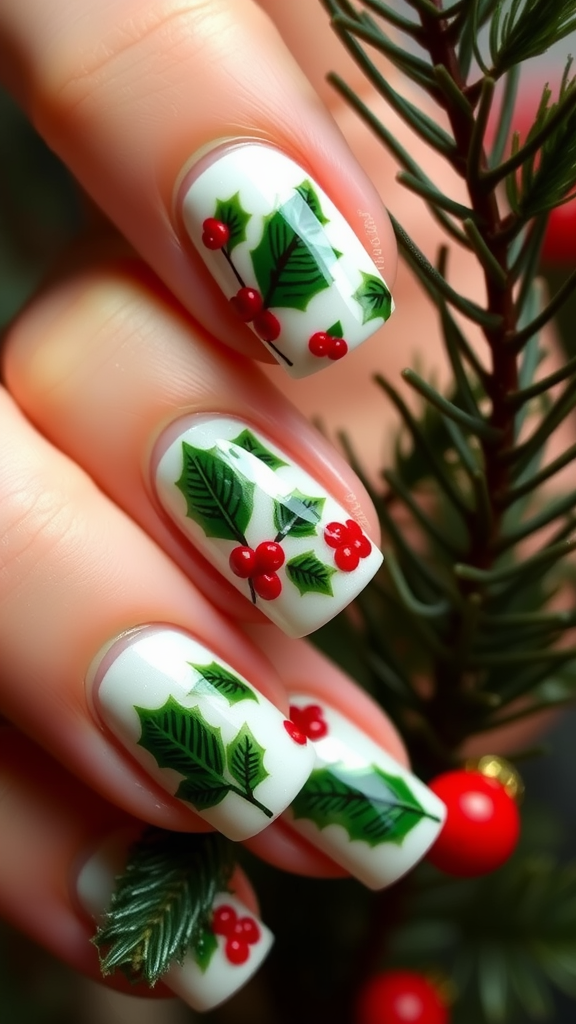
[5,252,384,639]
[0,727,273,1013]
[0,0,396,378]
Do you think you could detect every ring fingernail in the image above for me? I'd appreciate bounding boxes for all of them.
[153,416,383,638]
[284,697,446,890]
[76,829,274,1012]
[89,627,314,841]
[178,143,394,377]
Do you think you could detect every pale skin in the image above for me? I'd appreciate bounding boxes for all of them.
[0,0,555,999]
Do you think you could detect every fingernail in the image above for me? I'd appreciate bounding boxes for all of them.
[284,698,446,890]
[76,829,274,1013]
[177,142,394,378]
[153,415,383,638]
[88,627,315,841]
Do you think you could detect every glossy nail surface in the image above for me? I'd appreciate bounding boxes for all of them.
[90,628,314,841]
[179,143,394,377]
[153,416,383,638]
[77,832,273,1012]
[284,698,446,890]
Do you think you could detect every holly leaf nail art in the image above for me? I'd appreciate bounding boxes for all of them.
[251,189,340,311]
[135,698,273,818]
[230,428,288,471]
[189,661,258,705]
[227,723,269,794]
[291,765,440,847]
[213,192,251,253]
[136,698,230,810]
[353,272,393,324]
[295,179,329,225]
[273,490,325,539]
[176,441,254,543]
[193,926,219,973]
[286,551,337,597]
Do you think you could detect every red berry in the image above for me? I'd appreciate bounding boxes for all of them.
[301,704,328,740]
[283,719,307,745]
[201,218,230,250]
[324,521,352,548]
[328,336,349,360]
[253,310,281,342]
[225,938,250,965]
[352,535,372,558]
[233,916,261,945]
[301,704,323,721]
[212,904,237,937]
[308,331,331,357]
[356,971,449,1024]
[427,769,520,877]
[335,544,361,572]
[253,572,282,600]
[230,287,263,322]
[288,705,307,731]
[254,541,285,573]
[229,545,256,578]
[345,518,363,540]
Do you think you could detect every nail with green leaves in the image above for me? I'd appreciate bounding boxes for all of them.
[89,627,315,841]
[284,698,446,890]
[153,415,383,638]
[178,142,394,377]
[76,827,274,1012]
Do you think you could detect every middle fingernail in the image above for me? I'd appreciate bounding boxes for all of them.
[88,626,315,842]
[152,415,383,638]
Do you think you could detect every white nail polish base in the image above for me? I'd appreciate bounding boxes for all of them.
[77,837,273,1013]
[285,698,446,890]
[154,416,383,638]
[91,628,315,841]
[181,144,394,377]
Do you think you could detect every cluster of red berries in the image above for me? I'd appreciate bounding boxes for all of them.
[288,704,328,741]
[324,519,372,571]
[201,218,281,342]
[229,541,285,600]
[211,904,260,966]
[308,331,349,360]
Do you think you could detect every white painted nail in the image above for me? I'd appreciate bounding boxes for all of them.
[76,831,274,1013]
[153,415,383,638]
[89,627,315,841]
[178,143,394,378]
[284,698,446,890]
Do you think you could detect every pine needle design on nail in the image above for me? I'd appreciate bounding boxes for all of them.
[175,428,371,604]
[201,180,392,365]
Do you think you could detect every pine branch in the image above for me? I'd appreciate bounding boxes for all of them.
[92,829,234,985]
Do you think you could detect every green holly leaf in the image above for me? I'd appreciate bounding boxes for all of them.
[189,661,258,705]
[92,829,233,986]
[286,551,337,597]
[295,179,329,225]
[175,441,254,543]
[353,272,393,324]
[213,192,251,253]
[291,765,438,847]
[273,490,325,539]
[193,926,219,973]
[251,192,340,310]
[135,698,230,811]
[227,723,269,795]
[230,428,288,470]
[326,320,344,337]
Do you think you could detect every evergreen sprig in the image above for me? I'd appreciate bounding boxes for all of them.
[92,828,233,985]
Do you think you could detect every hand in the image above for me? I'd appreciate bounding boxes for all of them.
[0,0,448,1012]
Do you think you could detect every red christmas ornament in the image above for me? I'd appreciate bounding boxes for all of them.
[356,971,449,1024]
[427,767,521,877]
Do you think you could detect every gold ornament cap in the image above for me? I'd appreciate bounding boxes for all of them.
[465,754,524,803]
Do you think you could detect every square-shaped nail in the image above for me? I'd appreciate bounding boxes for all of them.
[284,698,446,889]
[179,143,394,377]
[90,627,315,841]
[153,416,383,637]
